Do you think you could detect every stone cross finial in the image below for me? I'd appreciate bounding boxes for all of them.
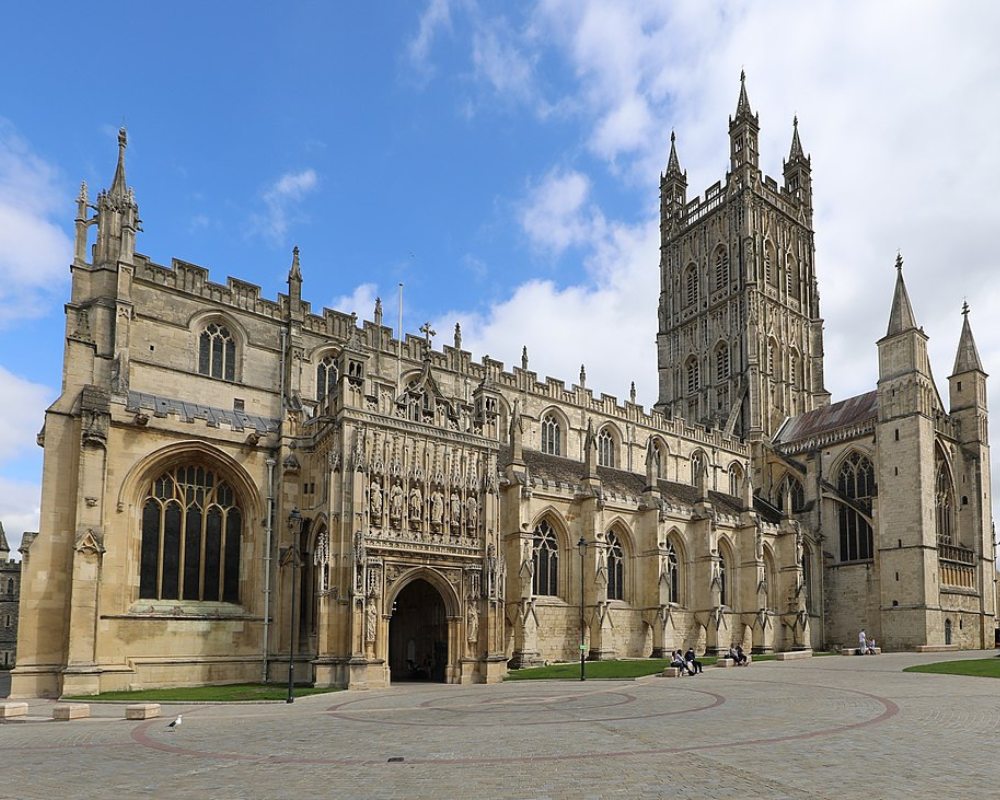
[420,322,436,346]
[895,251,903,272]
[374,297,383,326]
[962,299,969,317]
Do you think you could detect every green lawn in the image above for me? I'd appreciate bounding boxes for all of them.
[903,658,1000,679]
[505,654,784,680]
[64,683,343,702]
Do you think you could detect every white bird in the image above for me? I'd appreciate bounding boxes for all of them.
[167,714,182,731]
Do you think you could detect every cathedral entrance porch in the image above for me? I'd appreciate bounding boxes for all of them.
[389,578,450,683]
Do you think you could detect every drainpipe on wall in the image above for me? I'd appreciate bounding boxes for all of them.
[262,455,276,683]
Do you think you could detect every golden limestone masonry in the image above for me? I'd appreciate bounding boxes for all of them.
[12,78,995,697]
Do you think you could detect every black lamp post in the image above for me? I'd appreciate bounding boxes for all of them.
[284,507,303,704]
[578,536,587,681]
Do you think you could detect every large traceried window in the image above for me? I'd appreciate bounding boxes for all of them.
[198,323,236,381]
[139,465,242,603]
[597,428,615,468]
[935,452,954,546]
[541,414,561,456]
[316,355,339,401]
[728,463,744,498]
[837,452,875,561]
[532,520,559,596]
[606,531,624,601]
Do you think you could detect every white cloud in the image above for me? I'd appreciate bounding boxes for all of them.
[423,0,1000,523]
[0,366,51,556]
[253,168,318,246]
[407,0,455,81]
[0,119,73,324]
[330,282,380,322]
[472,25,535,104]
[518,168,604,256]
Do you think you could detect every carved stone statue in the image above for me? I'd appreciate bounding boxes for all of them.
[450,492,462,530]
[370,480,383,519]
[390,482,404,522]
[409,486,423,521]
[430,491,444,526]
[465,495,479,531]
[365,600,378,643]
[466,603,479,643]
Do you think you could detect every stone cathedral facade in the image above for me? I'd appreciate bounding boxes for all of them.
[12,78,995,697]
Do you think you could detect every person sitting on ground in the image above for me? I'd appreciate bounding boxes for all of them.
[685,647,704,674]
[734,645,749,666]
[867,636,878,655]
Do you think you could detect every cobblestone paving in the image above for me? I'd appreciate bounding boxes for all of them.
[2,651,999,799]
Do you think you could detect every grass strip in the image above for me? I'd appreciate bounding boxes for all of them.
[903,658,1000,679]
[64,683,343,702]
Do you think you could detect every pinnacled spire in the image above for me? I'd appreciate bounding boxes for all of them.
[734,69,753,119]
[109,127,129,199]
[289,245,302,280]
[886,252,918,336]
[665,130,683,176]
[788,115,804,160]
[952,301,984,374]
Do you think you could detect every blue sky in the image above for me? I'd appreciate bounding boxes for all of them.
[2,1,999,555]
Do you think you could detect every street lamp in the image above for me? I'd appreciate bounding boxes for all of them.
[578,536,587,681]
[283,507,303,704]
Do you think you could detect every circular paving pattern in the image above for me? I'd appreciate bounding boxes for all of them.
[126,678,899,765]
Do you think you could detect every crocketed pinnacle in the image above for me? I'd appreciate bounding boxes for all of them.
[886,253,918,336]
[952,302,984,374]
[735,69,753,118]
[665,130,683,176]
[109,127,128,199]
[788,116,804,160]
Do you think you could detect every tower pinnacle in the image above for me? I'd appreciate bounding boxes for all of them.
[109,127,128,199]
[886,253,918,336]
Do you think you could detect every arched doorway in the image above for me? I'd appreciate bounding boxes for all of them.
[389,579,448,682]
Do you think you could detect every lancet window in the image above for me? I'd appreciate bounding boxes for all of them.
[597,428,615,468]
[541,414,561,456]
[316,355,339,401]
[606,531,624,601]
[532,520,559,597]
[837,452,875,561]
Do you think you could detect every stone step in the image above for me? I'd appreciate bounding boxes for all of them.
[52,703,90,721]
[126,703,162,720]
[776,650,813,661]
[0,702,28,720]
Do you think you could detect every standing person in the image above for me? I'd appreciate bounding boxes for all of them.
[858,629,867,656]
[685,648,703,674]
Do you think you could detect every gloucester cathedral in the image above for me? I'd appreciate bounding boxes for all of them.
[12,77,995,697]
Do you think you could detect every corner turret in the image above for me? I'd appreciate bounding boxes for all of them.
[93,128,140,267]
[782,116,812,213]
[660,131,688,233]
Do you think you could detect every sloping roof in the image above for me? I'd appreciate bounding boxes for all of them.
[773,391,877,447]
[503,447,746,514]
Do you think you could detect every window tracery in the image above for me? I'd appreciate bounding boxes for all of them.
[532,520,559,596]
[606,531,624,601]
[541,414,561,456]
[597,428,615,468]
[139,464,242,603]
[837,452,875,561]
[198,323,236,381]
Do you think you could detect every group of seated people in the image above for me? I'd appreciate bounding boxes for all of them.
[670,644,751,674]
[670,648,704,675]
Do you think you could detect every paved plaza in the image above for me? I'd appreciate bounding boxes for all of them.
[2,651,999,799]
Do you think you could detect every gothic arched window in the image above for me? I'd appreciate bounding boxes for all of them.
[718,550,729,606]
[316,355,339,401]
[935,452,954,546]
[714,248,729,290]
[686,358,700,395]
[139,464,243,603]
[198,323,236,381]
[541,414,561,456]
[837,452,875,561]
[777,473,806,513]
[728,463,743,498]
[691,450,705,486]
[597,428,615,468]
[606,531,624,601]
[685,264,699,306]
[665,541,680,604]
[532,520,559,596]
[716,344,730,382]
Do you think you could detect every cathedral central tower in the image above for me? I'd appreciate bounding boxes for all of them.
[655,74,830,439]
